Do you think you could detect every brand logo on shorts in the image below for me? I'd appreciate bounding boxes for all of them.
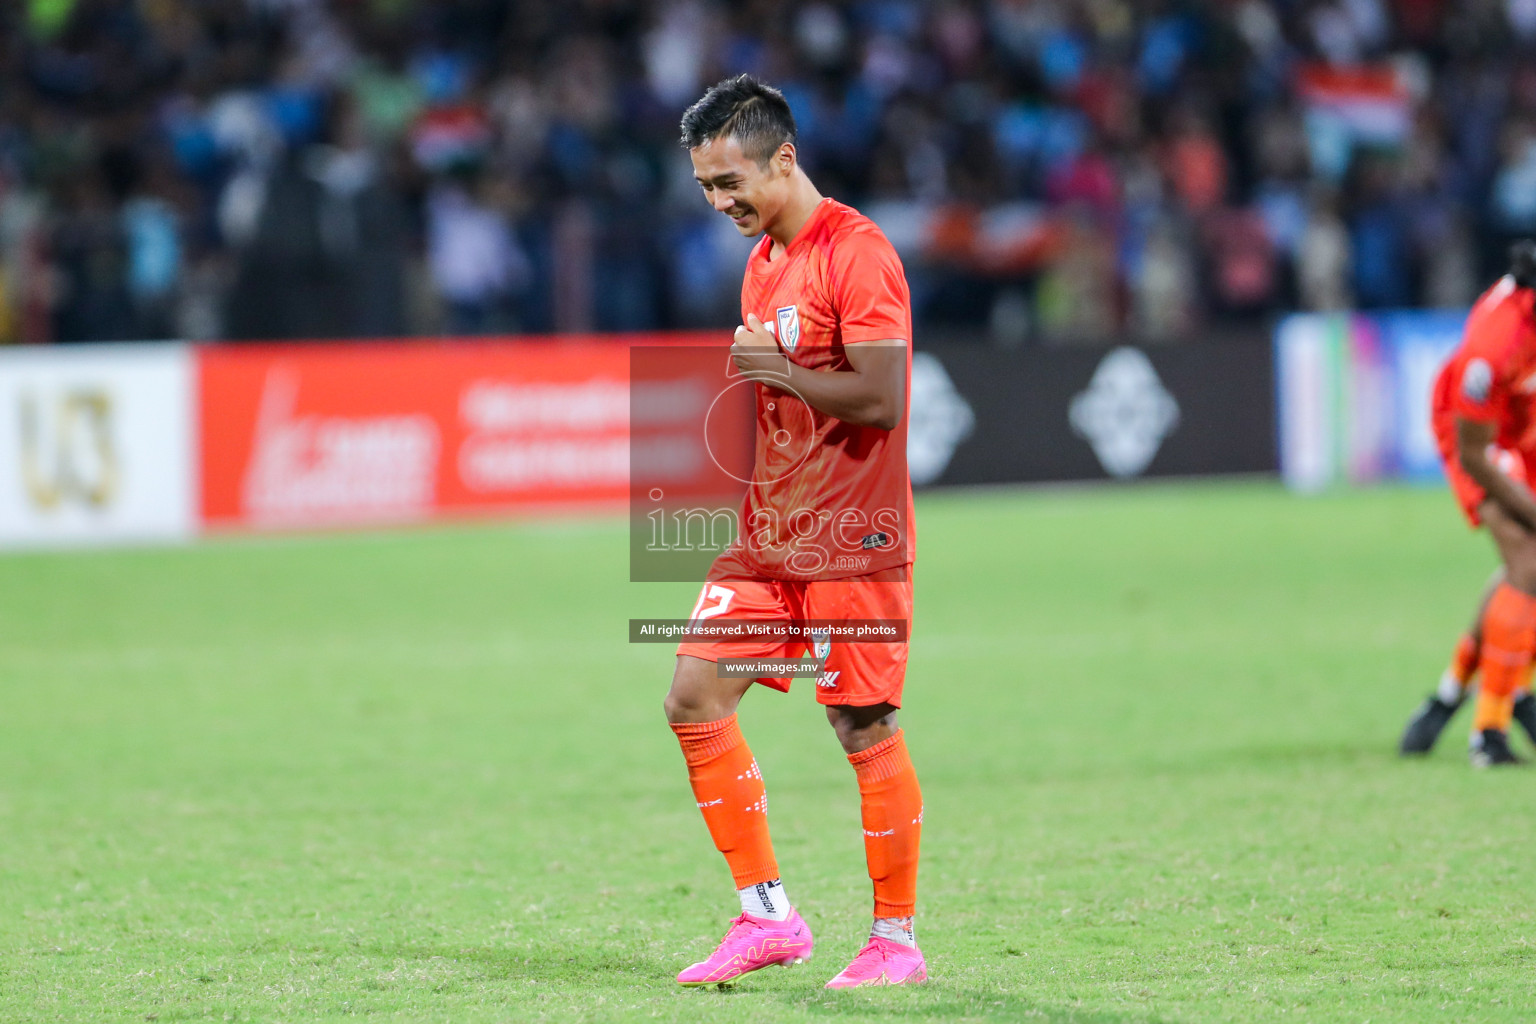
[776,305,801,351]
[816,670,840,688]
[811,628,832,661]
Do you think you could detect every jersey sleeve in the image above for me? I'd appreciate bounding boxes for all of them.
[1448,355,1503,422]
[828,228,910,345]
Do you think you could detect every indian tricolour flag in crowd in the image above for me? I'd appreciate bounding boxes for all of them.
[1296,63,1412,178]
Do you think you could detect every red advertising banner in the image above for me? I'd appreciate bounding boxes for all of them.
[198,334,717,530]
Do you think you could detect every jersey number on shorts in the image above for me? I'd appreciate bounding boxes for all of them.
[688,585,735,628]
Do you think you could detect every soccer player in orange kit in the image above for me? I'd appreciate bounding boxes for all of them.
[663,76,926,988]
[1401,243,1536,766]
[1398,568,1536,758]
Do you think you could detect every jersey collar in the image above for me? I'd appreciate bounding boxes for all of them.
[758,197,836,264]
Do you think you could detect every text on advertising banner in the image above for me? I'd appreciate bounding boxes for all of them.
[0,343,195,547]
[198,336,716,531]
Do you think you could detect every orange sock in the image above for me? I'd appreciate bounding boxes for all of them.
[1451,633,1479,686]
[1471,585,1536,733]
[849,730,922,919]
[671,715,779,888]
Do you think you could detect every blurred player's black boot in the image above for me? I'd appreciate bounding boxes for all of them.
[1399,695,1462,755]
[1470,728,1526,768]
[1513,692,1536,748]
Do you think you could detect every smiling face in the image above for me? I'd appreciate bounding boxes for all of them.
[690,134,794,238]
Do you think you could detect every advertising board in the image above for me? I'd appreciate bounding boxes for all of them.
[0,344,195,547]
[1274,311,1464,490]
[914,341,1276,487]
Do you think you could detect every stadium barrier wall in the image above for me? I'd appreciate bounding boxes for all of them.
[0,343,196,547]
[0,332,1279,548]
[202,338,642,531]
[1274,310,1466,491]
[910,340,1277,486]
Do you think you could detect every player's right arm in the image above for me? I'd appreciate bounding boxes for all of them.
[1456,416,1536,531]
[729,316,903,429]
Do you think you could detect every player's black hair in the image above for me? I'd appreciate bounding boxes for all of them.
[1512,240,1536,290]
[679,75,797,165]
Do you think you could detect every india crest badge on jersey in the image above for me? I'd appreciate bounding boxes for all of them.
[811,627,831,661]
[776,305,801,351]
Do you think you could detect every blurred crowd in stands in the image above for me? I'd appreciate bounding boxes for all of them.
[2,0,1534,345]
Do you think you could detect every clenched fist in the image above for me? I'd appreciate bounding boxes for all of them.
[730,314,791,382]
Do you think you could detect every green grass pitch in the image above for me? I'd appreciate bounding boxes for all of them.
[3,481,1534,1023]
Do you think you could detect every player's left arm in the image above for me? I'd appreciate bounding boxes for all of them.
[730,323,904,429]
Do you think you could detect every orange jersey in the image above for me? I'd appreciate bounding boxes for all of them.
[1431,277,1536,453]
[733,198,914,581]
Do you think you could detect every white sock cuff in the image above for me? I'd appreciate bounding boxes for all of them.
[871,915,916,947]
[739,879,790,920]
[1436,671,1466,705]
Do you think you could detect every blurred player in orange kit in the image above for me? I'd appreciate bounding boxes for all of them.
[662,76,926,988]
[1401,243,1536,766]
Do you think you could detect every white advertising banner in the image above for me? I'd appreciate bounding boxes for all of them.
[0,344,195,547]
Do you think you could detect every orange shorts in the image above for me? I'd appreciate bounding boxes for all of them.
[675,552,913,708]
[1440,442,1533,526]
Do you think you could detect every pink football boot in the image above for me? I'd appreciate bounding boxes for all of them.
[676,909,814,986]
[824,936,927,988]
